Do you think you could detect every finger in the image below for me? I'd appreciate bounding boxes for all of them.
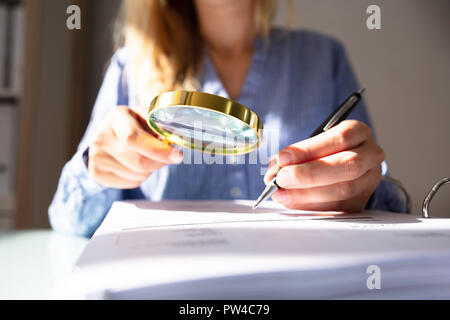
[276,140,385,189]
[111,107,183,164]
[272,168,381,205]
[277,120,372,167]
[89,166,143,189]
[272,191,372,212]
[271,189,346,211]
[91,150,149,182]
[108,139,168,174]
[264,156,280,184]
[93,126,167,174]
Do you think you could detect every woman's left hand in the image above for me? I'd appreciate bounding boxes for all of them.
[264,120,385,212]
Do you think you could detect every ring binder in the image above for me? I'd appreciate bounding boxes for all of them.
[422,178,450,218]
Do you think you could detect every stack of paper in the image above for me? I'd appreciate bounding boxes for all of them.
[63,200,450,299]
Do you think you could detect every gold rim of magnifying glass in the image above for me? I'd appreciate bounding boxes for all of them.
[147,91,263,155]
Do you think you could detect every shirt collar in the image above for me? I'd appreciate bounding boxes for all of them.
[199,33,270,108]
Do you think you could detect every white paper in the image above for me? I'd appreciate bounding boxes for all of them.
[67,200,450,299]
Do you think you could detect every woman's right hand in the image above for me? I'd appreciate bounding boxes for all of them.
[88,106,184,189]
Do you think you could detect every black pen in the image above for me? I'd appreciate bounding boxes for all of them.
[253,88,366,209]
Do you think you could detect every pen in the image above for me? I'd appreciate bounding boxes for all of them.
[253,88,366,209]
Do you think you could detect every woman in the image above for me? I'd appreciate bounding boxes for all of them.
[49,0,407,237]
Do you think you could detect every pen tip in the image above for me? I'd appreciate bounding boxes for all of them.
[358,88,366,95]
[252,200,262,210]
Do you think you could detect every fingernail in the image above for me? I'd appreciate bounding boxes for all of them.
[278,151,294,166]
[268,157,277,170]
[169,148,183,163]
[272,189,290,203]
[264,173,272,185]
[264,161,278,184]
[276,169,292,187]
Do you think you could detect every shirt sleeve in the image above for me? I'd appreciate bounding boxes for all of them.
[48,50,129,238]
[332,41,408,213]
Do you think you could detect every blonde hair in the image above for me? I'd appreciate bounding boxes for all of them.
[115,0,276,111]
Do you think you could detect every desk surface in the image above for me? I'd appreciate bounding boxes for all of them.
[0,230,88,299]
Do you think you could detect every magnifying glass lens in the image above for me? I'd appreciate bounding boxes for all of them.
[149,106,259,154]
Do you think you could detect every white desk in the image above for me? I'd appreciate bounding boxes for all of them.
[0,230,88,299]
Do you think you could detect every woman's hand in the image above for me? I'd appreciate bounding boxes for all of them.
[88,106,183,189]
[264,120,385,212]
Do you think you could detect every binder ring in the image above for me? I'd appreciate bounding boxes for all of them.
[422,178,450,218]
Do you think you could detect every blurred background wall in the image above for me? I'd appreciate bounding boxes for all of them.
[3,0,449,229]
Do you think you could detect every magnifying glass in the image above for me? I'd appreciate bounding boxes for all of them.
[147,91,263,155]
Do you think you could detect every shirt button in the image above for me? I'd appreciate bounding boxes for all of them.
[230,187,242,198]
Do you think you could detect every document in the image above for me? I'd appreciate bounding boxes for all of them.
[64,200,450,299]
